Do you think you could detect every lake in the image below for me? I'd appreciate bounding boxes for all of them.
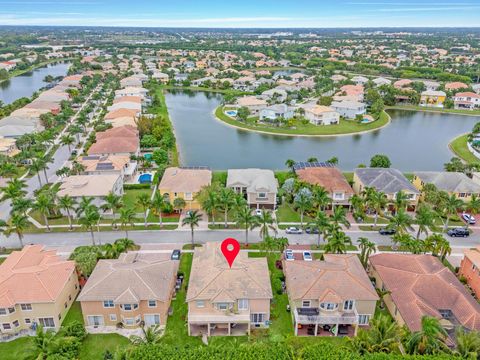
[0,62,71,104]
[165,90,480,171]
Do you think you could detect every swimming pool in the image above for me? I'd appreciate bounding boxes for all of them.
[225,110,237,117]
[138,173,152,184]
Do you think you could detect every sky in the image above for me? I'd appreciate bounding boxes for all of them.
[0,0,479,28]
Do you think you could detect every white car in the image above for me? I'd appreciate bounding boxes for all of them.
[462,213,476,225]
[285,227,303,234]
[285,249,294,261]
[254,209,263,216]
[303,251,313,261]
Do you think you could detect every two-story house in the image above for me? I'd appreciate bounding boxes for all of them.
[459,246,480,298]
[283,254,378,337]
[413,171,480,202]
[226,169,278,209]
[186,243,272,336]
[78,252,178,331]
[304,105,340,126]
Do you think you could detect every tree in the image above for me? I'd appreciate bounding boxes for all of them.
[415,204,435,239]
[11,197,33,217]
[0,161,18,180]
[198,186,219,226]
[425,233,451,260]
[294,188,313,229]
[349,314,400,354]
[455,328,480,360]
[150,192,166,228]
[130,325,163,345]
[388,209,413,235]
[137,193,151,228]
[258,209,276,240]
[368,190,387,227]
[101,192,123,229]
[285,159,296,173]
[235,205,259,246]
[466,194,480,230]
[392,190,409,214]
[1,178,27,201]
[119,206,136,239]
[182,209,202,246]
[307,210,330,246]
[370,98,385,120]
[312,186,330,212]
[5,213,29,248]
[370,154,391,168]
[78,206,100,245]
[237,106,250,122]
[330,206,351,229]
[60,134,75,152]
[173,197,186,213]
[32,326,56,359]
[324,229,352,254]
[217,187,236,228]
[442,194,465,231]
[76,196,94,217]
[357,237,376,267]
[406,316,448,355]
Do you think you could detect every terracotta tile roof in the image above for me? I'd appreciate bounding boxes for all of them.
[370,254,480,332]
[296,167,354,195]
[58,174,121,198]
[284,254,378,302]
[104,108,138,120]
[113,96,142,104]
[78,155,130,172]
[159,167,211,193]
[78,252,178,303]
[88,126,139,155]
[0,245,75,307]
[186,243,272,302]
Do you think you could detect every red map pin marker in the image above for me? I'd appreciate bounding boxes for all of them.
[221,238,240,268]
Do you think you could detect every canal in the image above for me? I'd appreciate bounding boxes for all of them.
[0,62,71,104]
[165,90,480,171]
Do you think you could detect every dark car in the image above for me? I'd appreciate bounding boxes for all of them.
[378,228,396,235]
[171,249,181,260]
[305,227,319,234]
[447,228,470,237]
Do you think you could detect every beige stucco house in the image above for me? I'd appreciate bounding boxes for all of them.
[186,242,272,336]
[0,245,79,336]
[283,254,378,337]
[77,252,178,332]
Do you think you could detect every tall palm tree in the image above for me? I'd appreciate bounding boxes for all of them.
[217,187,236,228]
[0,162,18,180]
[119,206,135,239]
[34,193,55,232]
[101,192,123,229]
[136,192,151,228]
[198,186,219,226]
[350,194,366,221]
[369,190,388,227]
[454,328,480,359]
[466,194,480,230]
[258,209,276,240]
[307,210,330,246]
[150,192,165,228]
[76,196,94,217]
[235,205,259,246]
[324,229,352,254]
[312,186,330,212]
[285,159,296,172]
[182,209,202,246]
[4,213,29,248]
[1,178,27,201]
[424,234,451,261]
[61,134,75,152]
[32,326,56,359]
[393,190,409,214]
[442,194,464,231]
[330,206,351,229]
[357,237,376,267]
[350,314,400,354]
[58,195,76,231]
[388,209,413,235]
[11,197,33,217]
[415,204,435,239]
[406,316,448,355]
[130,325,163,345]
[294,190,313,229]
[29,158,46,187]
[78,205,100,245]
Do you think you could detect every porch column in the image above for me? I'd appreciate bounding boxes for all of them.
[334,323,339,336]
[294,320,298,336]
[228,323,231,336]
[354,324,358,336]
[248,322,251,335]
[207,323,211,337]
[188,322,191,336]
[314,323,318,337]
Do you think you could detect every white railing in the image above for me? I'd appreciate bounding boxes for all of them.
[294,308,358,325]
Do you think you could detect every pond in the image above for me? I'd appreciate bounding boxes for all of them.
[0,62,71,104]
[165,90,480,171]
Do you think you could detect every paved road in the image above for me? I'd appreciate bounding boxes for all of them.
[2,228,478,251]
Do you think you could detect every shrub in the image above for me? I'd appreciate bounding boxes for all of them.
[62,321,86,340]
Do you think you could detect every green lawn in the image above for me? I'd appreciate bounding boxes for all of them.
[0,337,36,360]
[276,203,313,223]
[216,106,390,136]
[450,134,480,164]
[79,334,130,360]
[123,188,153,212]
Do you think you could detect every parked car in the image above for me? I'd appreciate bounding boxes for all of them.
[462,213,476,225]
[254,209,263,216]
[284,249,294,261]
[379,228,396,235]
[285,227,303,234]
[303,251,313,261]
[71,149,78,156]
[305,227,319,234]
[447,228,470,237]
[171,249,181,260]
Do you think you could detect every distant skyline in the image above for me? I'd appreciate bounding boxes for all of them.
[0,0,479,28]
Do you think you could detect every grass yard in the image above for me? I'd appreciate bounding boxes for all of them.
[79,334,131,360]
[122,188,153,212]
[0,337,36,360]
[216,106,390,136]
[449,134,480,164]
[63,301,84,325]
[276,203,313,223]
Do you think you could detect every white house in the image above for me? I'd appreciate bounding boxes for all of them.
[454,92,480,110]
[330,101,366,119]
[259,104,295,121]
[304,105,340,126]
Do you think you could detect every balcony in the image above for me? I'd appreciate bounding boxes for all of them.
[294,307,358,325]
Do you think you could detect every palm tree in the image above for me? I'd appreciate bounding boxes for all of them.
[32,326,56,359]
[29,158,46,186]
[285,159,296,172]
[198,186,219,226]
[60,134,75,151]
[114,238,136,253]
[235,205,259,246]
[1,178,27,201]
[357,237,376,267]
[424,233,451,260]
[369,190,388,227]
[393,190,409,214]
[136,192,151,228]
[257,209,276,240]
[312,186,330,211]
[173,197,186,213]
[406,316,448,355]
[78,205,100,245]
[388,209,413,235]
[11,197,33,217]
[454,328,480,359]
[330,206,351,229]
[294,190,313,229]
[442,194,464,231]
[34,193,55,232]
[415,204,435,239]
[182,209,202,246]
[0,161,18,180]
[150,192,165,228]
[76,196,94,217]
[350,314,400,354]
[5,213,29,248]
[119,206,136,239]
[324,229,352,254]
[307,210,330,246]
[101,192,123,229]
[130,325,163,345]
[58,195,76,231]
[217,187,236,228]
[466,194,480,230]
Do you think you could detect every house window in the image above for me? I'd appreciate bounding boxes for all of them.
[8,307,15,314]
[459,193,466,198]
[69,295,72,301]
[38,317,55,328]
[320,303,338,311]
[217,303,229,311]
[2,323,11,330]
[103,300,114,308]
[148,300,157,308]
[13,320,19,328]
[358,314,370,325]
[25,318,31,325]
[251,313,265,324]
[344,300,355,311]
[238,299,249,310]
[257,192,266,198]
[21,304,32,311]
[109,314,117,322]
[124,318,134,326]
[0,308,6,315]
[64,302,68,309]
[184,192,193,201]
[58,314,62,321]
[333,192,345,200]
[302,300,311,308]
[196,300,205,308]
[144,314,160,326]
[122,304,132,311]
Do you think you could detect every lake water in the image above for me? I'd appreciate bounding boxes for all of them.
[0,62,71,104]
[166,90,480,171]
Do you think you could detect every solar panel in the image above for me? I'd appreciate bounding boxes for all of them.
[96,163,115,170]
[293,162,334,170]
[179,166,210,170]
[82,155,101,160]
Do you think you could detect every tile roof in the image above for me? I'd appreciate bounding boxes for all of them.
[227,168,278,193]
[159,167,211,193]
[463,246,480,269]
[355,168,419,194]
[296,166,354,195]
[414,171,480,194]
[370,254,480,332]
[0,245,75,307]
[58,174,120,198]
